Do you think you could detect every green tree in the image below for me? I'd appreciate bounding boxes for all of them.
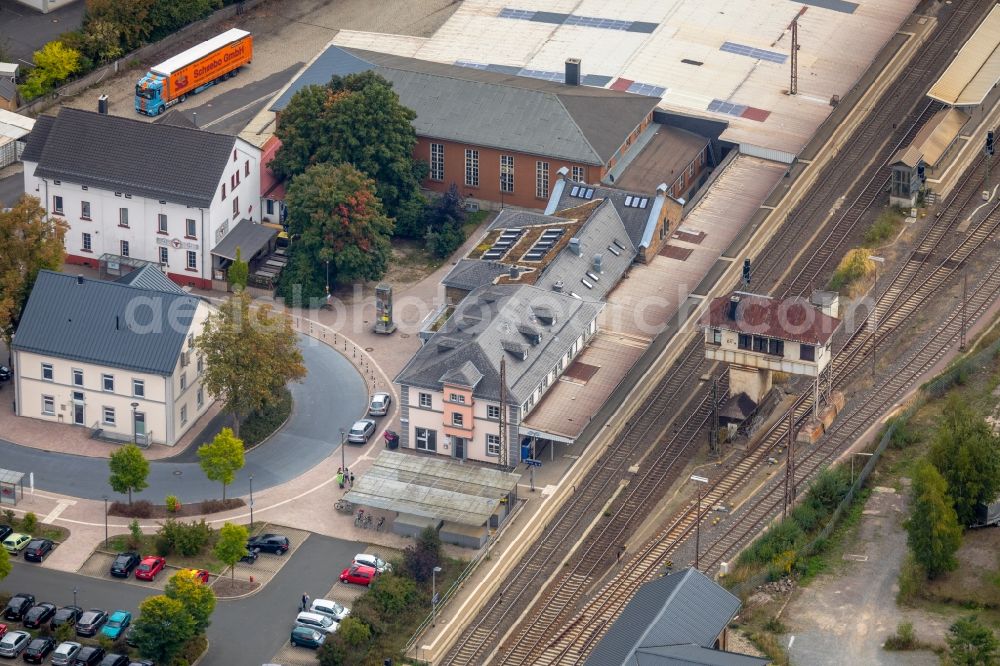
[947,615,999,665]
[197,427,245,500]
[108,443,150,504]
[905,460,962,579]
[337,616,371,647]
[0,197,69,348]
[404,525,443,582]
[928,397,1000,526]
[84,0,154,52]
[279,163,394,299]
[227,246,249,290]
[424,184,468,259]
[213,522,249,582]
[164,569,216,634]
[193,290,306,436]
[132,594,195,664]
[0,546,11,582]
[147,0,221,40]
[18,41,82,99]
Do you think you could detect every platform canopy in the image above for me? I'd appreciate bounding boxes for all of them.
[344,450,520,526]
[927,4,1000,107]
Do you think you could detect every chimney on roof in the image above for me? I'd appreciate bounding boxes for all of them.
[657,182,668,197]
[97,94,108,114]
[76,275,84,285]
[727,295,741,321]
[569,238,581,256]
[593,254,603,274]
[565,58,581,86]
[553,280,564,293]
[510,266,519,279]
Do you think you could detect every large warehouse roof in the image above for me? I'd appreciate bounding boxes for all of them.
[927,4,1000,107]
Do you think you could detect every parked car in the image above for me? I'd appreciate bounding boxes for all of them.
[0,630,29,657]
[0,366,11,381]
[72,646,105,666]
[50,641,82,666]
[368,392,392,416]
[183,568,210,584]
[76,609,108,637]
[353,553,392,574]
[0,525,12,542]
[294,612,338,635]
[347,419,377,444]
[339,564,377,586]
[0,623,5,639]
[1,532,30,555]
[98,654,129,666]
[50,606,82,630]
[123,626,137,649]
[101,611,131,640]
[22,602,57,628]
[246,534,289,555]
[127,661,154,666]
[23,539,54,562]
[289,626,325,649]
[109,552,141,578]
[22,636,56,663]
[134,556,166,581]
[309,599,350,623]
[3,594,34,621]
[239,547,259,564]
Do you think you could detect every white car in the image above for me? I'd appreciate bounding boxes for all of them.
[51,641,82,666]
[0,630,30,657]
[310,598,350,622]
[353,553,392,573]
[294,611,338,634]
[368,392,392,416]
[347,419,376,444]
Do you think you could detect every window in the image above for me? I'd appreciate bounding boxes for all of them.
[42,363,53,381]
[500,155,514,193]
[197,355,204,373]
[571,166,585,182]
[430,143,444,181]
[186,218,196,238]
[738,333,751,350]
[102,374,114,392]
[231,174,237,189]
[232,149,237,161]
[449,393,465,404]
[52,195,63,214]
[180,373,187,390]
[245,160,250,177]
[221,183,226,200]
[119,208,129,227]
[158,214,168,234]
[133,379,145,397]
[535,161,550,198]
[451,412,464,427]
[487,404,501,420]
[103,407,116,426]
[120,240,130,257]
[418,392,432,408]
[180,405,188,424]
[687,161,696,179]
[187,251,197,270]
[232,196,239,218]
[42,395,55,415]
[800,344,816,362]
[767,338,784,357]
[487,433,501,456]
[82,186,88,191]
[266,199,274,215]
[711,328,722,345]
[81,201,91,219]
[752,336,767,353]
[159,247,169,264]
[125,194,132,199]
[415,427,437,452]
[72,369,83,387]
[197,388,204,408]
[464,149,479,187]
[82,233,92,252]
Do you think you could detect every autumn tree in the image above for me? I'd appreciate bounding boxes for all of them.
[18,41,82,99]
[164,569,216,634]
[197,427,245,500]
[226,246,249,290]
[0,197,69,348]
[928,396,1000,526]
[213,522,249,581]
[278,163,394,301]
[905,460,962,579]
[108,443,150,505]
[193,290,306,436]
[132,595,195,664]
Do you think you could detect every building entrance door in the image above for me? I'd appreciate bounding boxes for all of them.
[72,392,85,425]
[453,437,466,460]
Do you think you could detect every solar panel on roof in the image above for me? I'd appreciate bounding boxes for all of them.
[720,41,787,65]
[708,99,749,117]
[626,81,667,98]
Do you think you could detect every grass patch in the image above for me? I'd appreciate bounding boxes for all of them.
[462,209,489,236]
[104,530,226,574]
[241,387,292,448]
[748,630,790,666]
[828,248,875,293]
[863,208,904,248]
[883,621,919,650]
[0,510,69,542]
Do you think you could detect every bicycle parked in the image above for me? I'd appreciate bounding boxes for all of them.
[335,498,354,513]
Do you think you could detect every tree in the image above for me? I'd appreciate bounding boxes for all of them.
[424,184,468,259]
[227,246,249,290]
[928,397,1000,526]
[108,443,149,504]
[0,197,69,348]
[84,0,154,52]
[404,525,443,583]
[197,427,244,500]
[279,163,394,298]
[18,41,82,100]
[0,546,10,582]
[213,522,249,582]
[164,569,216,634]
[947,615,999,665]
[193,290,306,436]
[905,460,962,579]
[132,594,195,664]
[337,616,371,647]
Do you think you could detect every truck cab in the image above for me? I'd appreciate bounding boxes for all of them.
[135,74,167,116]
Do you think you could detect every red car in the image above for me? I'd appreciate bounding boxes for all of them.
[134,556,166,581]
[0,622,6,639]
[184,568,210,584]
[340,564,378,586]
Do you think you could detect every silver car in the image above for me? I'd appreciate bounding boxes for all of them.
[0,630,30,657]
[353,553,392,573]
[294,611,338,634]
[51,641,82,666]
[347,419,376,444]
[368,392,392,416]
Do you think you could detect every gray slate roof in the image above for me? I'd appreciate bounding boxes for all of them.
[26,108,238,208]
[271,46,658,165]
[634,644,770,666]
[13,270,199,376]
[396,284,600,404]
[442,259,512,292]
[19,114,54,164]
[210,218,277,261]
[551,179,664,250]
[585,568,743,666]
[114,264,186,294]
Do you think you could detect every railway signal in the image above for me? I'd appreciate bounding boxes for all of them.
[987,130,995,156]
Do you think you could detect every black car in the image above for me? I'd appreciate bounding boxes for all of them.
[246,534,290,554]
[22,636,56,664]
[51,604,83,629]
[3,593,34,621]
[73,646,106,666]
[99,655,129,666]
[109,552,141,578]
[0,524,12,542]
[239,547,260,564]
[23,539,54,562]
[22,601,57,628]
[0,365,11,381]
[76,609,108,637]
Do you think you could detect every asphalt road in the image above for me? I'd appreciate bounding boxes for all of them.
[0,172,24,208]
[0,532,362,665]
[0,0,85,66]
[0,336,369,501]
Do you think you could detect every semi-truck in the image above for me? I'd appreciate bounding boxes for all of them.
[135,28,252,116]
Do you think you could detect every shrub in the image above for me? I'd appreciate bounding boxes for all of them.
[110,500,153,518]
[337,616,372,647]
[240,387,292,448]
[2,509,14,524]
[20,512,37,534]
[154,534,171,557]
[764,617,787,634]
[404,526,443,582]
[863,209,903,247]
[828,249,872,293]
[199,498,243,514]
[370,573,418,616]
[883,621,916,650]
[128,519,143,550]
[897,554,925,605]
[157,519,213,557]
[54,622,74,643]
[165,495,180,513]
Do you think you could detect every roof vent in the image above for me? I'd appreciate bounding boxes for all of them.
[501,339,528,361]
[565,58,581,86]
[657,182,668,196]
[510,266,520,279]
[553,280,564,293]
[592,254,603,274]
[728,295,741,321]
[533,306,555,326]
[569,238,581,256]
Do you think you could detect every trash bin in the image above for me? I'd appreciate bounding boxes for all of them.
[521,439,532,461]
[384,430,399,449]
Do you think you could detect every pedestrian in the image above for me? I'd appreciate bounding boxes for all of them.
[349,471,355,487]
[336,470,344,489]
[301,593,310,612]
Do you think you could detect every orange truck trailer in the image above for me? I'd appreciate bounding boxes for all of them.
[135,29,252,116]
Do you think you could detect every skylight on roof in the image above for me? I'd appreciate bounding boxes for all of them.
[581,278,594,289]
[522,227,565,262]
[607,245,621,257]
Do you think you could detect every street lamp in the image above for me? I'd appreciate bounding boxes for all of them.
[690,475,709,570]
[72,587,77,608]
[869,256,884,378]
[102,495,109,549]
[432,566,442,627]
[130,402,139,445]
[249,473,254,528]
[339,428,347,477]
